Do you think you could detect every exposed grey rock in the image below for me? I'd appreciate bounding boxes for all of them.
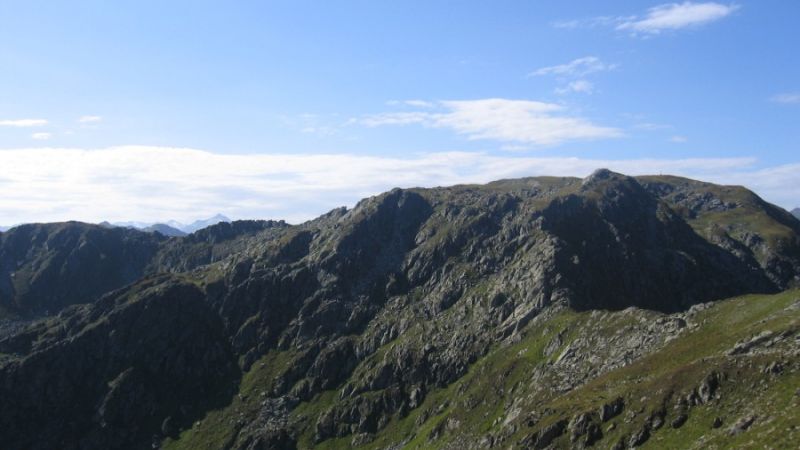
[628,425,650,447]
[599,397,625,422]
[161,416,176,437]
[728,414,756,435]
[697,371,722,404]
[671,413,688,429]
[532,418,567,449]
[569,411,603,446]
[728,331,775,355]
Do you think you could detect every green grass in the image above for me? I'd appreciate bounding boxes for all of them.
[649,368,800,449]
[690,207,796,247]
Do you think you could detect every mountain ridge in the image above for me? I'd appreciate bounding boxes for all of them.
[0,170,798,449]
[0,214,231,237]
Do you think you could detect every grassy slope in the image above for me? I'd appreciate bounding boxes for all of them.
[540,290,799,450]
[471,290,796,450]
[163,290,799,449]
[304,292,797,450]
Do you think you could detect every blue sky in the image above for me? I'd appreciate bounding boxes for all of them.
[0,1,798,224]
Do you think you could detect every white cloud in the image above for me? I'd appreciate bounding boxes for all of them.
[670,135,688,143]
[552,16,620,30]
[31,132,52,140]
[531,57,613,95]
[556,3,738,35]
[0,146,796,226]
[403,100,436,108]
[635,122,673,131]
[0,119,48,127]
[356,111,431,127]
[281,113,344,137]
[552,19,582,29]
[436,99,617,145]
[556,80,595,95]
[771,93,800,104]
[78,115,102,123]
[531,56,616,78]
[354,98,622,146]
[617,2,738,34]
[386,100,436,108]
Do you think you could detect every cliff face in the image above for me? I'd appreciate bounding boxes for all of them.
[0,171,798,449]
[639,175,800,288]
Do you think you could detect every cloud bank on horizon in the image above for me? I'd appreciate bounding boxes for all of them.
[0,146,796,226]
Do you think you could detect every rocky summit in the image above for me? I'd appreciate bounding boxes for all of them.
[0,170,798,449]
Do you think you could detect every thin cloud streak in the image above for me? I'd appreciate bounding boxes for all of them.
[555,80,595,95]
[530,57,612,95]
[555,2,738,35]
[354,98,622,146]
[0,146,796,226]
[618,2,739,34]
[771,93,800,104]
[530,56,615,77]
[0,119,48,127]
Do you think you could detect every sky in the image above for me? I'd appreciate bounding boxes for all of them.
[0,1,798,225]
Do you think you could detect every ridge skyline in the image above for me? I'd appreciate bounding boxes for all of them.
[1,169,798,231]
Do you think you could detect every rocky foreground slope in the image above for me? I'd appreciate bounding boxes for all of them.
[0,170,798,449]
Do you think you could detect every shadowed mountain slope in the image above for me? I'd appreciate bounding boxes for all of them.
[0,222,166,316]
[0,220,287,317]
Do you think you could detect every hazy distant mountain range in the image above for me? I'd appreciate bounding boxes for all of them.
[793,207,800,219]
[1,214,230,235]
[108,213,230,235]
